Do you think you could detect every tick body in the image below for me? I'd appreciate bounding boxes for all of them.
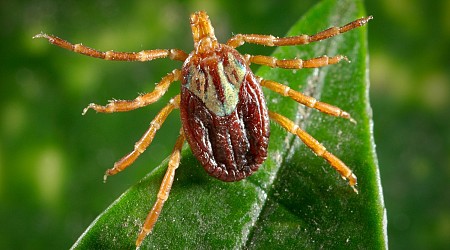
[181,38,270,181]
[34,11,372,248]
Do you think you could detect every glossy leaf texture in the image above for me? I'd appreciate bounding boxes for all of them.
[72,0,386,249]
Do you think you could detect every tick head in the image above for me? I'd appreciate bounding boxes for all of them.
[190,11,219,54]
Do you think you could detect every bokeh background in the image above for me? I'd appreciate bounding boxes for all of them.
[1,0,448,249]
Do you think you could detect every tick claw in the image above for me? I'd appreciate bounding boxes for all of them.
[32,33,45,39]
[340,55,350,63]
[103,172,109,183]
[341,111,356,124]
[347,173,358,193]
[82,104,94,115]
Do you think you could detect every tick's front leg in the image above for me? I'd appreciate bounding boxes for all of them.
[33,33,188,61]
[226,16,372,48]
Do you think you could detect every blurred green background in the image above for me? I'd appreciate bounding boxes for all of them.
[1,0,448,249]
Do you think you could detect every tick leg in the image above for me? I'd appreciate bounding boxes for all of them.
[268,111,358,193]
[136,129,185,248]
[104,95,180,181]
[82,69,181,114]
[227,16,372,48]
[260,78,355,123]
[33,33,188,61]
[245,54,348,69]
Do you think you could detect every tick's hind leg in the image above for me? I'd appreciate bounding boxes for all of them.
[269,111,358,193]
[33,33,188,61]
[104,95,181,181]
[136,129,185,248]
[260,78,355,123]
[82,69,181,114]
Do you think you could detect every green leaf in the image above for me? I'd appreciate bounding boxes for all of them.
[72,0,386,249]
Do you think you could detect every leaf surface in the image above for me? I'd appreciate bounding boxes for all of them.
[72,0,386,249]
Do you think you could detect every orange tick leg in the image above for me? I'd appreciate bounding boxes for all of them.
[245,54,348,69]
[136,129,185,248]
[227,16,372,48]
[82,69,181,114]
[104,95,181,181]
[268,111,358,193]
[33,33,188,62]
[260,78,355,122]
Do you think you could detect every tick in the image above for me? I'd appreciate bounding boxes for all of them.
[34,11,372,248]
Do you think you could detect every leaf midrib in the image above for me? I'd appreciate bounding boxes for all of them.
[239,4,356,246]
